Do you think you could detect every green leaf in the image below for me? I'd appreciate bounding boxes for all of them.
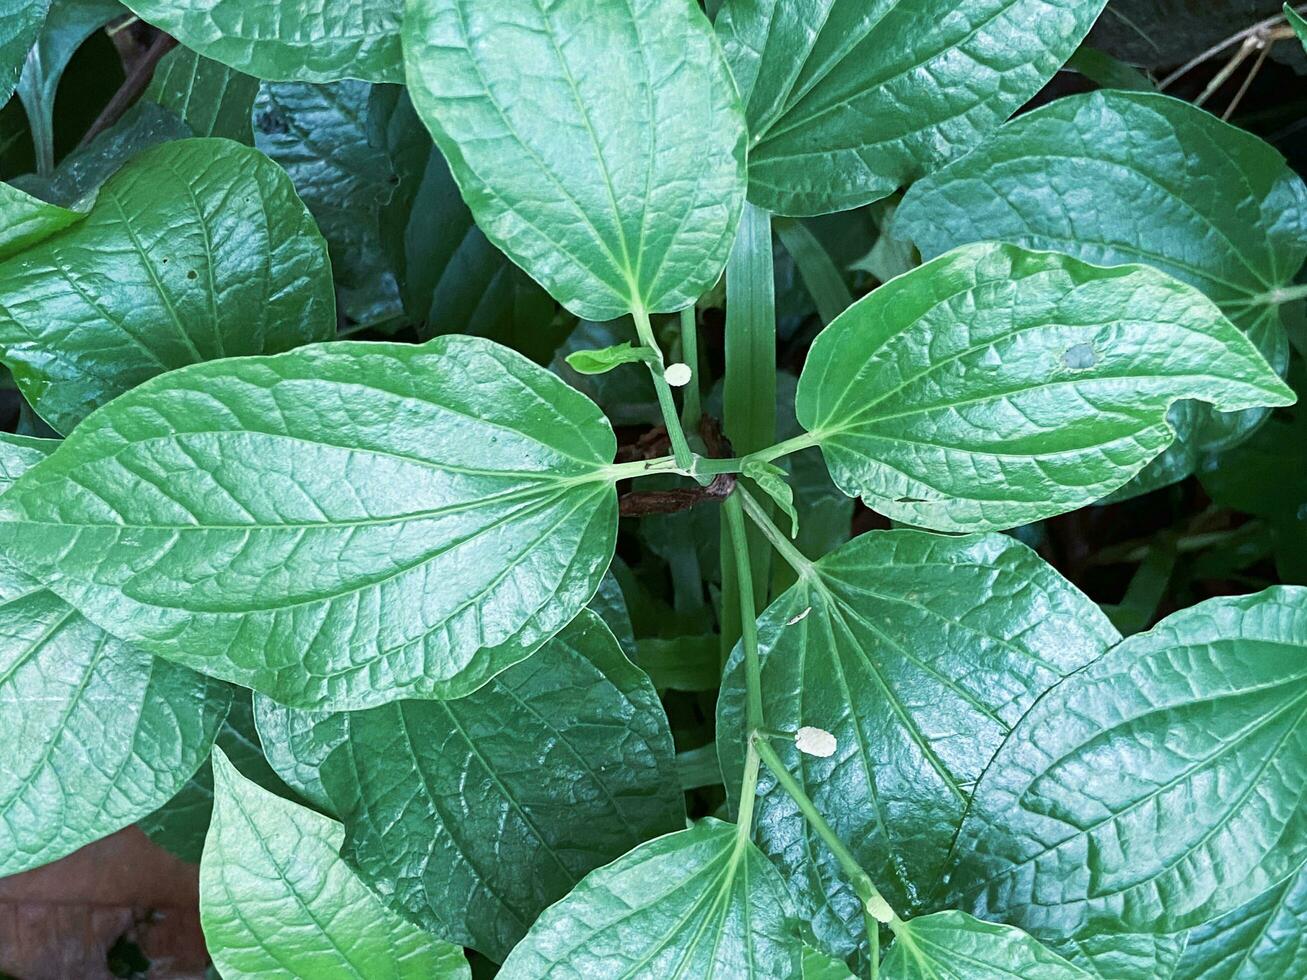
[145,43,260,142]
[0,0,49,106]
[0,571,230,875]
[794,242,1294,533]
[16,0,123,176]
[882,910,1090,979]
[1175,863,1306,979]
[1289,5,1307,50]
[565,341,657,376]
[717,530,1117,965]
[259,610,684,960]
[497,818,804,979]
[1063,46,1156,91]
[252,693,345,816]
[253,79,402,324]
[0,137,336,433]
[402,0,747,320]
[744,458,798,536]
[139,687,299,864]
[0,181,87,260]
[894,91,1307,491]
[200,748,469,979]
[374,89,563,358]
[587,569,637,661]
[122,0,403,83]
[948,587,1307,939]
[715,0,1107,216]
[0,430,56,493]
[0,336,621,709]
[1054,933,1189,980]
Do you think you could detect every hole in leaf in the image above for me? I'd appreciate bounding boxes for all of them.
[895,497,928,504]
[1063,343,1097,370]
[187,270,198,280]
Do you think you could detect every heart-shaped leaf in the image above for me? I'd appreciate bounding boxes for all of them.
[717,530,1117,963]
[894,91,1307,489]
[0,137,336,432]
[948,587,1307,938]
[498,818,804,979]
[716,0,1107,215]
[792,242,1294,532]
[200,748,469,979]
[256,610,684,960]
[402,0,747,321]
[0,336,621,709]
[122,0,403,83]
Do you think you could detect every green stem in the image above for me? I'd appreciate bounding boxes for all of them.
[745,431,821,466]
[737,484,815,579]
[1247,282,1307,306]
[679,305,702,433]
[18,50,54,178]
[632,305,694,471]
[755,737,899,942]
[724,493,764,733]
[600,455,685,482]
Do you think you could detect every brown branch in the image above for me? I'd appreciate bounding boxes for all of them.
[79,32,177,148]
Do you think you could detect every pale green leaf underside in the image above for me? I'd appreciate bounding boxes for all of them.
[0,336,620,710]
[0,181,87,262]
[498,819,802,979]
[717,530,1117,963]
[894,90,1307,480]
[402,0,747,320]
[257,610,684,960]
[716,0,1107,216]
[0,555,229,875]
[201,749,469,980]
[797,242,1294,532]
[123,0,403,83]
[146,44,260,142]
[883,910,1090,979]
[0,137,336,433]
[950,587,1307,938]
[1175,863,1307,980]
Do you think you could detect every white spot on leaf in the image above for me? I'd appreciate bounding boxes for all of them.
[663,362,692,387]
[795,726,837,758]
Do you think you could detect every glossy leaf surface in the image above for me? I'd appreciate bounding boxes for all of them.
[146,44,260,142]
[402,0,747,320]
[795,243,1294,532]
[259,611,683,959]
[718,530,1117,962]
[498,819,803,979]
[0,336,620,709]
[883,911,1090,979]
[0,137,335,432]
[254,79,402,323]
[0,420,229,878]
[949,587,1307,938]
[1175,864,1307,980]
[894,91,1307,479]
[0,182,85,261]
[716,0,1107,215]
[140,687,298,863]
[122,0,403,83]
[200,749,469,979]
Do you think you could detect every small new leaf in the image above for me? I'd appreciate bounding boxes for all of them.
[201,748,469,979]
[744,458,799,537]
[565,341,658,376]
